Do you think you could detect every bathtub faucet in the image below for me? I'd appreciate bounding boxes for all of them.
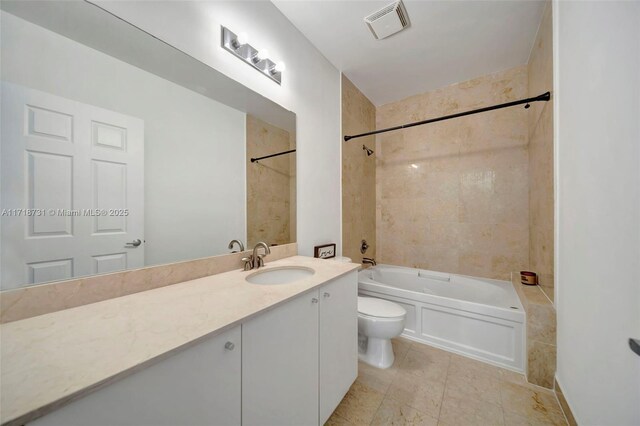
[362,257,377,266]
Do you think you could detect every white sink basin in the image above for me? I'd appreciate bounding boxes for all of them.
[246,266,315,285]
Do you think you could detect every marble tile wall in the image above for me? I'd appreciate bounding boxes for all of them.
[342,75,376,263]
[528,1,555,301]
[246,115,295,247]
[0,243,298,324]
[513,273,557,389]
[375,67,530,280]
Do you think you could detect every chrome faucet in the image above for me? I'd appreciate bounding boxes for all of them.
[362,257,377,266]
[242,242,271,270]
[228,239,245,253]
[252,242,271,268]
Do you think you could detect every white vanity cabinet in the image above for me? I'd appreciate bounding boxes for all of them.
[319,272,358,424]
[242,290,320,425]
[242,270,358,426]
[28,270,357,426]
[29,326,242,426]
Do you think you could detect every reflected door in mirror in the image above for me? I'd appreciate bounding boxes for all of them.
[1,83,144,289]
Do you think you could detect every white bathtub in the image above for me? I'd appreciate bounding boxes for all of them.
[358,265,525,372]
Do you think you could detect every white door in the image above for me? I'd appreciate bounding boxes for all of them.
[242,291,320,426]
[30,326,241,426]
[1,82,144,289]
[319,271,358,424]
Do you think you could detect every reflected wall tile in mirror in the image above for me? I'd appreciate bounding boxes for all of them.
[246,115,296,248]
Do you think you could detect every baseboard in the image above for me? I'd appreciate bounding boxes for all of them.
[555,377,578,426]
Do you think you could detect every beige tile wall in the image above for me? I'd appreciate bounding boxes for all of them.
[375,67,530,280]
[246,115,295,247]
[528,1,555,301]
[342,75,376,263]
[513,273,557,389]
[0,243,298,324]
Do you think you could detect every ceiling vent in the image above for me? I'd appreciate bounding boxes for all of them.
[364,1,410,40]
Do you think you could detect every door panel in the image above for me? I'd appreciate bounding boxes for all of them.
[92,121,126,150]
[26,105,73,142]
[319,271,358,424]
[242,291,320,426]
[1,82,144,289]
[30,326,241,426]
[27,151,73,236]
[92,253,127,274]
[26,259,73,284]
[92,159,127,234]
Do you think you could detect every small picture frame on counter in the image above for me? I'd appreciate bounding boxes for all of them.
[314,243,336,259]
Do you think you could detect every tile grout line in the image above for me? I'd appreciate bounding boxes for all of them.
[368,340,411,426]
[498,369,509,426]
[435,352,453,423]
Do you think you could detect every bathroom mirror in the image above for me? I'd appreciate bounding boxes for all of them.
[0,1,296,290]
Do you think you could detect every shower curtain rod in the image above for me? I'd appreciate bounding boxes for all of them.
[250,149,296,163]
[343,91,551,142]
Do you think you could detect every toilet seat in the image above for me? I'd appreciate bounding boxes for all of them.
[358,296,406,319]
[358,312,405,322]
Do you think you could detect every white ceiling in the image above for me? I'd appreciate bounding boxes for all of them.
[273,0,546,106]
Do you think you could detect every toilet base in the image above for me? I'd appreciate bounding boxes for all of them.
[358,336,395,369]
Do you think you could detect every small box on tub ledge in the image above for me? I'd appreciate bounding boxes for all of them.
[520,271,538,285]
[314,243,336,259]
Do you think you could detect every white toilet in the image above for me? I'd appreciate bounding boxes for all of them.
[357,296,407,369]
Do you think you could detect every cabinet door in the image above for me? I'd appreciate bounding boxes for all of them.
[30,326,241,426]
[242,292,319,426]
[319,271,358,424]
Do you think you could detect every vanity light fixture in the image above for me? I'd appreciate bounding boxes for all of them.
[255,49,269,63]
[221,26,284,85]
[236,32,249,46]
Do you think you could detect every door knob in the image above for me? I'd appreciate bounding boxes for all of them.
[125,239,142,247]
[225,341,235,351]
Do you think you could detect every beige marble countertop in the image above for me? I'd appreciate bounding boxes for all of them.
[0,256,360,426]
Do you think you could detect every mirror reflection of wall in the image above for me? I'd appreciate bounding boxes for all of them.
[0,5,296,290]
[246,116,296,248]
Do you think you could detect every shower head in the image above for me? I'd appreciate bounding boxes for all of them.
[363,145,374,156]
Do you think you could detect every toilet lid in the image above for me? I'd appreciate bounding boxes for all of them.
[358,297,406,318]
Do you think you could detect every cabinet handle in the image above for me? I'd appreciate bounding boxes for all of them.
[225,341,235,351]
[324,292,330,298]
[311,298,319,304]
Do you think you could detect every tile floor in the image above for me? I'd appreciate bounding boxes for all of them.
[327,338,568,426]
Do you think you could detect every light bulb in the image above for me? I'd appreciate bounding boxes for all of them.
[274,62,286,72]
[257,49,269,61]
[237,32,249,45]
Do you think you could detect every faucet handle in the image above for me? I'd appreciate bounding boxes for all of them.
[242,256,253,271]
